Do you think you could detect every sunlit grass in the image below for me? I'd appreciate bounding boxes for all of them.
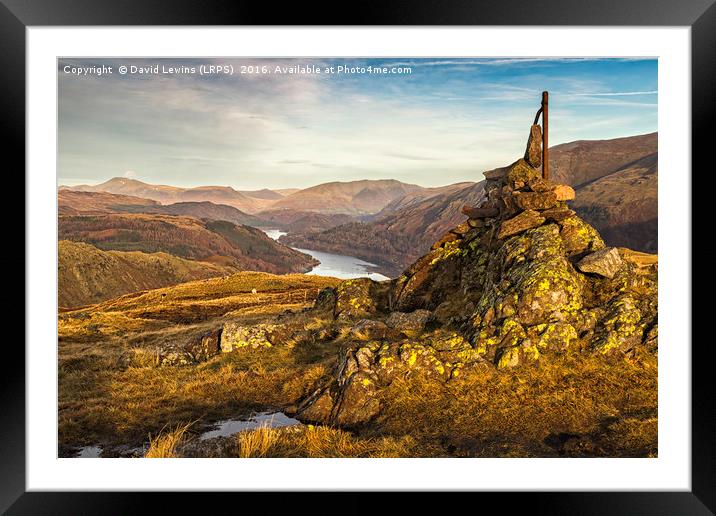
[145,422,194,458]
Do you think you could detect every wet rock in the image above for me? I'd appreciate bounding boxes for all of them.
[497,210,546,239]
[524,124,543,168]
[514,191,558,211]
[386,309,432,335]
[577,247,624,279]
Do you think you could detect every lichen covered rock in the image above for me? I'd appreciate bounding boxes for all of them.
[386,309,432,335]
[296,135,657,431]
[577,247,624,278]
[221,322,276,351]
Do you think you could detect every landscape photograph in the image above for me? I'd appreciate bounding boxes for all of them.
[58,57,658,458]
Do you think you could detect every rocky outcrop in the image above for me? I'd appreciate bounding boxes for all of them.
[119,328,222,368]
[577,247,624,279]
[293,128,658,429]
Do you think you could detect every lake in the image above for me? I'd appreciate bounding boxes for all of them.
[262,229,390,281]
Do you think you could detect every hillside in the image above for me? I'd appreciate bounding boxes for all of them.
[268,179,426,215]
[58,190,160,215]
[57,150,657,459]
[58,240,236,308]
[369,181,476,219]
[257,209,356,233]
[58,213,318,274]
[281,183,485,276]
[571,153,658,252]
[65,178,276,213]
[549,132,657,187]
[117,200,270,227]
[59,190,271,228]
[281,133,657,274]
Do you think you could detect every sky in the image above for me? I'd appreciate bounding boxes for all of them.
[58,57,657,190]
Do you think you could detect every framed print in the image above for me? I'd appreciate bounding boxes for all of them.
[7,0,709,512]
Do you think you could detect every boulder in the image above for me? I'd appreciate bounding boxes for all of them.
[558,217,605,256]
[577,247,624,279]
[431,231,460,250]
[506,159,541,187]
[462,205,499,219]
[541,206,575,222]
[514,191,558,211]
[184,329,222,362]
[313,287,337,312]
[386,309,432,335]
[334,278,379,319]
[497,210,546,239]
[347,319,392,340]
[221,322,275,351]
[483,166,508,180]
[157,349,195,367]
[553,184,576,201]
[524,123,543,168]
[450,221,472,236]
[527,177,557,193]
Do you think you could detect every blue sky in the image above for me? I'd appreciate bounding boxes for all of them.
[58,57,657,189]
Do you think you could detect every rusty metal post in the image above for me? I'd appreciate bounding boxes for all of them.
[541,91,549,180]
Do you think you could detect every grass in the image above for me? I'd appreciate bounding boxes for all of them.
[236,424,281,458]
[378,354,657,457]
[58,272,340,455]
[145,422,194,458]
[58,269,657,458]
[228,424,418,458]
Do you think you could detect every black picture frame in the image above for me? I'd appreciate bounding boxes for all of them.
[6,0,707,513]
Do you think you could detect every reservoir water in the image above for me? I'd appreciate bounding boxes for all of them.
[262,229,390,281]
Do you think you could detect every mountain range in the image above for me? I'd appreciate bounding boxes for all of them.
[59,131,657,300]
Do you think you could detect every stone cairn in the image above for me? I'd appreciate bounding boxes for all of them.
[459,125,576,242]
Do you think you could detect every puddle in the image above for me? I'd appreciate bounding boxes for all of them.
[199,412,300,441]
[76,445,102,458]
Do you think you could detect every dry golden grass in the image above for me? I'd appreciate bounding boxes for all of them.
[236,424,281,458]
[378,354,657,457]
[230,425,417,458]
[58,272,341,455]
[145,422,194,458]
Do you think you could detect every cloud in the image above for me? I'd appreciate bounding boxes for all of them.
[58,57,658,189]
[569,90,658,96]
[123,170,138,179]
